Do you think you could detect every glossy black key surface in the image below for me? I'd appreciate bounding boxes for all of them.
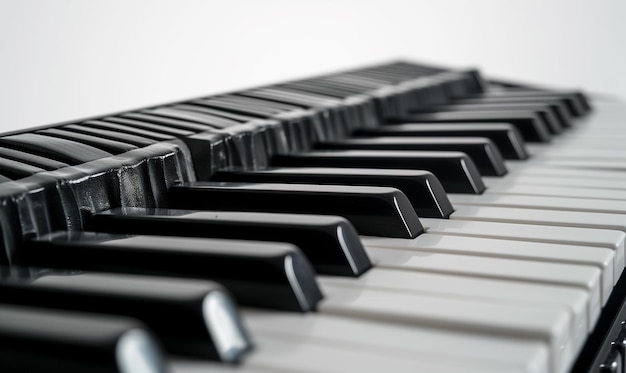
[122,112,212,132]
[0,304,165,373]
[425,103,564,133]
[0,157,46,179]
[170,104,257,122]
[0,133,113,164]
[37,128,138,154]
[214,167,454,218]
[62,124,157,147]
[23,231,322,312]
[104,117,195,137]
[353,123,528,160]
[83,120,177,141]
[0,272,251,361]
[315,137,507,176]
[448,99,573,128]
[272,150,485,194]
[91,207,371,276]
[0,146,70,170]
[168,182,423,238]
[481,90,589,117]
[142,108,240,129]
[599,349,623,373]
[396,110,552,142]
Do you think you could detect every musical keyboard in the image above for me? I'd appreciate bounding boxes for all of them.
[0,60,623,373]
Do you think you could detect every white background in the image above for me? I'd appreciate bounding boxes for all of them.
[1,0,624,133]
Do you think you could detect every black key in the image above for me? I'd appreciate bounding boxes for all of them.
[168,182,423,238]
[83,120,177,141]
[214,167,454,218]
[102,117,195,138]
[170,104,258,122]
[23,231,322,312]
[353,123,528,160]
[0,304,165,373]
[0,272,251,361]
[241,88,340,107]
[37,129,138,154]
[218,95,306,112]
[613,327,626,370]
[0,146,70,170]
[427,103,563,134]
[142,108,240,129]
[0,133,113,164]
[91,207,371,277]
[315,137,507,177]
[0,156,46,179]
[395,110,552,142]
[482,90,588,117]
[272,150,485,194]
[452,97,573,128]
[62,124,157,147]
[192,98,276,117]
[0,173,11,183]
[122,113,211,132]
[600,348,622,373]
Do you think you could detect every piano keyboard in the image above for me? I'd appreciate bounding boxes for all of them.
[0,61,623,373]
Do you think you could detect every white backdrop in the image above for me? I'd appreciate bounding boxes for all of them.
[1,0,624,133]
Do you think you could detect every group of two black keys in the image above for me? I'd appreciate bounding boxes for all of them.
[0,84,591,370]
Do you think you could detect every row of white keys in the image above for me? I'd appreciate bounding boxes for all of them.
[359,247,601,327]
[171,103,626,373]
[319,267,590,351]
[172,319,547,373]
[176,283,571,373]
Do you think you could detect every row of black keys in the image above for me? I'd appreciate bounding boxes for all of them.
[0,66,592,372]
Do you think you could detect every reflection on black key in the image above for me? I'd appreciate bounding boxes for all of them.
[91,207,371,277]
[168,182,423,239]
[454,97,573,128]
[427,103,563,134]
[37,129,138,154]
[0,133,112,164]
[396,110,552,142]
[353,123,528,160]
[23,231,322,312]
[62,124,157,147]
[0,147,70,170]
[272,150,485,194]
[0,304,166,373]
[215,167,454,218]
[599,348,622,373]
[0,272,251,361]
[0,157,46,179]
[315,137,507,176]
[83,120,177,141]
[482,90,588,117]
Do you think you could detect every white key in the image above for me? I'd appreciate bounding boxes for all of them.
[420,218,625,258]
[505,164,626,180]
[361,233,616,284]
[449,205,625,280]
[319,267,590,342]
[363,247,603,315]
[483,175,626,190]
[483,184,626,201]
[448,193,626,214]
[171,333,529,373]
[419,218,623,298]
[319,285,573,373]
[242,310,551,373]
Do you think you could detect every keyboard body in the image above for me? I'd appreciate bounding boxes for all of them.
[0,61,624,373]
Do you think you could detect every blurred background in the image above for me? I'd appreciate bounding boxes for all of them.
[1,0,624,133]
